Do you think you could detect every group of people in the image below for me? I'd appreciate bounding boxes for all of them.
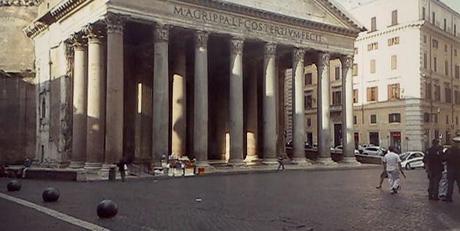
[424,138,460,202]
[377,137,460,202]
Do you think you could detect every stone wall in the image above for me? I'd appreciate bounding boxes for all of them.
[0,1,37,164]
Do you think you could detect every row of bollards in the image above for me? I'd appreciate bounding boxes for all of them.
[6,180,118,219]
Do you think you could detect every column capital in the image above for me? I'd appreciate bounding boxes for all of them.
[317,52,330,70]
[83,23,105,42]
[339,55,354,69]
[105,12,126,34]
[293,48,306,63]
[264,43,277,58]
[68,32,87,50]
[230,38,244,55]
[154,24,169,42]
[195,31,209,48]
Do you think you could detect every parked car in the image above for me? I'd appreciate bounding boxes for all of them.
[399,151,425,170]
[362,146,386,156]
[331,145,359,155]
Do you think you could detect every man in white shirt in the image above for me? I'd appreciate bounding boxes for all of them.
[382,146,406,194]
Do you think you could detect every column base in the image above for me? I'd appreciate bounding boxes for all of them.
[340,157,361,165]
[316,157,338,166]
[262,158,278,165]
[84,162,102,174]
[244,155,260,165]
[69,161,85,169]
[291,158,312,166]
[228,158,245,166]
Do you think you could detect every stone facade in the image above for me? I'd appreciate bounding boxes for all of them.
[26,0,362,169]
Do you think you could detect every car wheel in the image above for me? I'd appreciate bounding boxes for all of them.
[405,163,411,170]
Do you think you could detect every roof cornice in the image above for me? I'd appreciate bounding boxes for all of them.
[0,0,41,7]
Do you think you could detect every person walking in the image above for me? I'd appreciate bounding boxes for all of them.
[376,150,388,189]
[444,137,460,202]
[116,157,127,182]
[382,146,406,194]
[423,139,443,200]
[277,155,285,171]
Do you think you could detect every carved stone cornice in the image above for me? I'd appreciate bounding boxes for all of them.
[317,52,330,70]
[340,55,353,69]
[84,23,105,42]
[50,0,87,21]
[105,13,125,34]
[0,0,40,6]
[24,21,47,38]
[195,31,208,48]
[154,24,169,42]
[293,48,305,63]
[264,43,277,58]
[230,38,244,55]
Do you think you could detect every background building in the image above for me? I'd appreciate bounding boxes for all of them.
[350,0,460,152]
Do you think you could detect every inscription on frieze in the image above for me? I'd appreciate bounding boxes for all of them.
[173,5,327,44]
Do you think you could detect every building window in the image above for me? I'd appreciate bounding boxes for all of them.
[456,65,460,79]
[424,113,430,123]
[424,35,427,43]
[332,91,341,106]
[367,42,378,51]
[432,12,436,25]
[388,37,400,46]
[305,95,313,109]
[445,44,448,52]
[41,98,46,119]
[455,24,457,36]
[457,116,459,125]
[433,114,438,123]
[370,114,377,124]
[455,49,458,56]
[444,18,447,31]
[426,83,432,100]
[335,66,340,80]
[370,59,376,73]
[434,57,437,72]
[353,89,358,103]
[353,115,357,125]
[391,10,398,26]
[455,90,460,104]
[422,7,426,20]
[367,87,378,102]
[445,87,452,103]
[388,83,400,100]
[391,55,397,70]
[432,39,438,48]
[305,73,312,85]
[389,113,401,123]
[446,115,450,124]
[307,118,311,127]
[424,53,428,69]
[352,64,358,76]
[445,61,449,76]
[371,17,377,31]
[354,48,358,54]
[434,85,441,102]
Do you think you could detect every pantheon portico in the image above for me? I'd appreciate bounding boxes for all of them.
[25,0,363,170]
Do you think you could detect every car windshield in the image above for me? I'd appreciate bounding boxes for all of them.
[399,153,410,160]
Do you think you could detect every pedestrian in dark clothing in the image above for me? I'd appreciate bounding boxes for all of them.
[117,157,127,182]
[277,156,285,171]
[423,139,443,200]
[444,137,460,202]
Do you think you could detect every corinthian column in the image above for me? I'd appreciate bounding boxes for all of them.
[340,55,358,164]
[316,52,333,164]
[292,48,308,164]
[70,33,87,168]
[105,13,125,166]
[263,43,278,164]
[228,38,244,165]
[85,24,105,170]
[194,31,209,167]
[152,24,170,166]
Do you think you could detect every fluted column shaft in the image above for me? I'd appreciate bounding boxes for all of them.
[263,43,278,163]
[152,24,170,165]
[194,31,209,166]
[317,52,331,160]
[228,38,244,164]
[292,48,307,163]
[340,55,355,159]
[70,37,87,168]
[105,14,125,165]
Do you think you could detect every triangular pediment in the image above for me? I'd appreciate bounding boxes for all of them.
[219,0,363,32]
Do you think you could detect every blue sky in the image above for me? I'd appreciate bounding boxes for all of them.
[335,0,460,12]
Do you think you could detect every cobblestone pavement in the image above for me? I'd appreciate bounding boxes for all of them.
[1,168,460,231]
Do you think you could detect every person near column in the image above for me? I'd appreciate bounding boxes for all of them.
[376,149,388,189]
[382,146,406,194]
[277,155,286,171]
[444,137,460,202]
[423,139,443,200]
[116,156,128,182]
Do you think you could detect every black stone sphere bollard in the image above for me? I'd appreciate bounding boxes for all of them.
[97,200,118,219]
[42,187,60,202]
[7,180,21,192]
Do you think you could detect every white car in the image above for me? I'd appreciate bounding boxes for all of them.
[362,146,386,156]
[399,152,425,170]
[332,145,360,155]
